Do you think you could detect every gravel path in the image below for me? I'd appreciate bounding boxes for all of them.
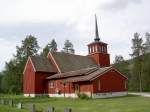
[129,92,150,97]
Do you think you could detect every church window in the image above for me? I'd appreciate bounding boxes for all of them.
[89,47,91,53]
[49,81,55,88]
[95,45,98,52]
[92,46,95,52]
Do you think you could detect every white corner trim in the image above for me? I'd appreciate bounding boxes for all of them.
[48,52,61,73]
[24,94,48,97]
[24,94,29,97]
[23,57,36,74]
[23,57,30,74]
[113,68,128,79]
[92,91,128,98]
[90,67,128,81]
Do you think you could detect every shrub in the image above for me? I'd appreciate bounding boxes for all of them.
[77,93,89,100]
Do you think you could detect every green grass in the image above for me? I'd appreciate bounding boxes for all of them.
[0,94,150,112]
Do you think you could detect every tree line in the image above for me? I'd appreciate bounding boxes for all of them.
[0,35,75,94]
[114,32,150,91]
[0,32,150,94]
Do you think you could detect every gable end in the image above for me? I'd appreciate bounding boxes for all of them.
[23,57,36,74]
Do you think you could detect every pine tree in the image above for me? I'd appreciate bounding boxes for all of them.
[15,35,40,60]
[62,40,75,54]
[1,35,40,94]
[0,72,3,93]
[143,32,150,53]
[114,55,124,64]
[130,32,144,92]
[41,39,57,56]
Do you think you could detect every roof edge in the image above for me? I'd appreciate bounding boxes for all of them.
[48,52,62,73]
[23,56,36,74]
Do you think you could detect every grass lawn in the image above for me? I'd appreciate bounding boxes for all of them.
[0,94,150,112]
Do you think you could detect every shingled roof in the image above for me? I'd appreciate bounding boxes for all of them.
[47,66,113,82]
[30,56,55,73]
[51,52,97,72]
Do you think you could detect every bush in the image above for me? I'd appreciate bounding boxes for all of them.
[77,93,90,100]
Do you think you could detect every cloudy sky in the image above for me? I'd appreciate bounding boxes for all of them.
[0,0,150,71]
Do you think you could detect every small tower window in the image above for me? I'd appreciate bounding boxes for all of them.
[93,46,95,53]
[103,47,106,53]
[89,46,91,53]
[49,81,55,88]
[101,46,103,52]
[95,45,98,52]
[99,46,101,52]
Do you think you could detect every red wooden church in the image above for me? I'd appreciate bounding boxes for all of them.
[23,16,128,98]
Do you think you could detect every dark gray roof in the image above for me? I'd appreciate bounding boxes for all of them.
[30,56,55,73]
[51,52,97,72]
[47,66,113,82]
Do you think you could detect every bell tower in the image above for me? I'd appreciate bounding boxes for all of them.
[88,15,110,67]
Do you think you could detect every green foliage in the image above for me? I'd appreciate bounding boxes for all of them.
[62,40,75,54]
[77,93,90,100]
[114,55,124,64]
[41,39,57,56]
[0,73,3,93]
[15,35,39,60]
[1,95,150,112]
[114,53,150,91]
[144,32,150,53]
[1,35,40,94]
[114,32,150,92]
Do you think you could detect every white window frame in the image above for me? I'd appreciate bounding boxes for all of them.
[49,81,55,88]
[90,47,92,53]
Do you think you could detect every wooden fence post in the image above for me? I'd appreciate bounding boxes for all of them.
[64,108,72,112]
[9,100,14,107]
[47,106,55,112]
[28,104,35,112]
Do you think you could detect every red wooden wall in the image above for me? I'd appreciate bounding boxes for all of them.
[23,58,35,94]
[89,53,110,67]
[48,80,74,94]
[23,58,53,94]
[93,69,127,93]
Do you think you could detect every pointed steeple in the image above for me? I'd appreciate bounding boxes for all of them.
[94,14,100,42]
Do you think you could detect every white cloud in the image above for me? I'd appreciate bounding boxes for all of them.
[0,37,19,71]
[0,0,150,71]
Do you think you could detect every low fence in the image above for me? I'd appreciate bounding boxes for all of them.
[0,99,72,112]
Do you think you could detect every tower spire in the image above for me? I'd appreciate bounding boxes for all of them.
[94,14,100,42]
